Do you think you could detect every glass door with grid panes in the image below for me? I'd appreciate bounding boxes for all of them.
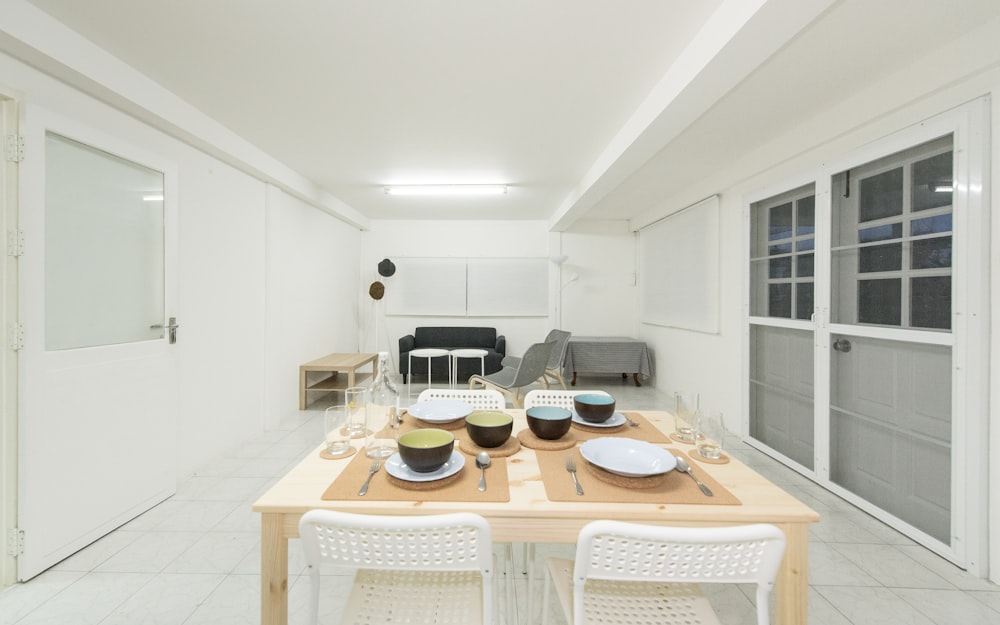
[747,110,989,569]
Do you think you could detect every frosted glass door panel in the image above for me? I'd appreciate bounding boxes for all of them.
[830,336,951,543]
[45,133,164,350]
[749,325,815,469]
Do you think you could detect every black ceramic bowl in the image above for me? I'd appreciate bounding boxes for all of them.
[526,406,573,440]
[397,428,455,472]
[573,394,616,423]
[464,411,514,448]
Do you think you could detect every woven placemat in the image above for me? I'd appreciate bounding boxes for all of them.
[583,461,667,489]
[319,447,357,460]
[689,451,730,464]
[568,413,671,444]
[458,436,521,458]
[321,450,510,502]
[536,448,739,505]
[516,428,576,451]
[412,417,466,431]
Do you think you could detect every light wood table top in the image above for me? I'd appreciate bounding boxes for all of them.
[253,409,819,625]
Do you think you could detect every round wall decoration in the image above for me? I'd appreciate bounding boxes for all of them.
[377,258,396,277]
[369,281,385,300]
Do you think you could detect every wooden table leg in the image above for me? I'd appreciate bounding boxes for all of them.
[633,373,642,387]
[773,522,809,625]
[261,513,289,625]
[298,368,307,410]
[571,372,577,386]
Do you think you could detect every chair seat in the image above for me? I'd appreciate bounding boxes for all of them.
[546,557,722,625]
[343,568,486,625]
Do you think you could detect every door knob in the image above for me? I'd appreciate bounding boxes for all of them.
[832,338,852,352]
[150,317,180,344]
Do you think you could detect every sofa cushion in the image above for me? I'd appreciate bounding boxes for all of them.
[414,326,496,350]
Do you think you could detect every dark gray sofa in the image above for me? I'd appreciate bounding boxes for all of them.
[399,327,506,383]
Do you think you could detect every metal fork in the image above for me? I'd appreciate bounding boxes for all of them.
[358,456,381,496]
[625,413,639,427]
[565,456,584,496]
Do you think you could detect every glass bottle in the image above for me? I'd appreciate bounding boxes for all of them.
[366,352,400,458]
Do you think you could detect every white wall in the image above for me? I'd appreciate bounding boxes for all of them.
[633,19,1000,580]
[267,189,362,423]
[362,220,554,371]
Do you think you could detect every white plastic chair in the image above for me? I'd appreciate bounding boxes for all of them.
[417,388,506,410]
[542,521,786,625]
[299,510,495,625]
[523,389,611,410]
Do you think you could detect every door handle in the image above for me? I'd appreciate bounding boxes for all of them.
[832,338,852,352]
[151,317,179,344]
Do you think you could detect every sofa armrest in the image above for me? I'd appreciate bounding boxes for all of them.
[399,334,415,353]
[495,335,506,356]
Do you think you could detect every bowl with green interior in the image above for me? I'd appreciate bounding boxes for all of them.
[397,428,455,472]
[464,411,514,448]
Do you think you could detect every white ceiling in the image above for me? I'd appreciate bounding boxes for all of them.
[16,0,1000,228]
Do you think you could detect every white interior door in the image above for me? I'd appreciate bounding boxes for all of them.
[17,111,178,580]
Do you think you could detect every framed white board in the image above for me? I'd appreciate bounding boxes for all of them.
[639,196,719,333]
[385,257,548,317]
[386,258,467,316]
[467,258,548,316]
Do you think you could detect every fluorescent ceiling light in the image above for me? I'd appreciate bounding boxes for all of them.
[143,194,164,201]
[384,184,507,196]
[934,185,953,193]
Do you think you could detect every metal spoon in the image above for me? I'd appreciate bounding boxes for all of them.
[674,455,713,496]
[476,452,491,492]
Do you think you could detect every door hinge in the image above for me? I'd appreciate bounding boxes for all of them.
[6,528,24,556]
[4,134,24,163]
[8,322,24,352]
[7,229,24,257]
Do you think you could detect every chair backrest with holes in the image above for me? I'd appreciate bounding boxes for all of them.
[523,389,611,410]
[573,521,786,625]
[417,388,505,410]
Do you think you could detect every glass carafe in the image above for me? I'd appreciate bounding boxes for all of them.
[366,352,400,458]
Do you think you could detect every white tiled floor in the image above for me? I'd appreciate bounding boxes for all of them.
[3,375,999,624]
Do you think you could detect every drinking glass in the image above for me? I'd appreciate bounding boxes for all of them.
[344,387,367,438]
[323,405,352,455]
[673,391,699,442]
[696,409,725,459]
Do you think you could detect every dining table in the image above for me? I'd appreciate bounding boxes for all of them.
[252,408,820,625]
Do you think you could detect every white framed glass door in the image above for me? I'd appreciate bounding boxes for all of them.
[747,99,989,572]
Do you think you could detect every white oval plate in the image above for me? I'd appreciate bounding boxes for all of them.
[579,437,677,477]
[384,450,465,482]
[571,411,627,428]
[406,399,474,423]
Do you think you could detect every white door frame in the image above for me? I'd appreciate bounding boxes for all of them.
[1,92,21,589]
[744,97,990,575]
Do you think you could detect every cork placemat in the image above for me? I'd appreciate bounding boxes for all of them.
[458,436,521,458]
[569,412,670,444]
[516,428,577,451]
[319,447,357,460]
[536,448,739,505]
[405,416,466,431]
[689,450,730,464]
[321,449,510,502]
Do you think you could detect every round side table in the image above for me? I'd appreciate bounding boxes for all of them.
[449,348,488,388]
[408,348,451,389]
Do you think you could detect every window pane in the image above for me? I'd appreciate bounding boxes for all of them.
[859,223,902,243]
[911,214,952,235]
[769,283,792,318]
[859,243,902,273]
[769,257,792,279]
[797,238,815,252]
[911,277,951,329]
[796,195,815,236]
[912,151,953,212]
[769,202,793,240]
[769,242,792,255]
[859,167,903,222]
[797,253,814,278]
[858,279,901,325]
[912,236,952,269]
[795,283,813,320]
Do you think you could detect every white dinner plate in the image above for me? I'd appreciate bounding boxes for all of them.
[406,399,474,423]
[571,411,627,428]
[384,450,466,482]
[579,437,677,477]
